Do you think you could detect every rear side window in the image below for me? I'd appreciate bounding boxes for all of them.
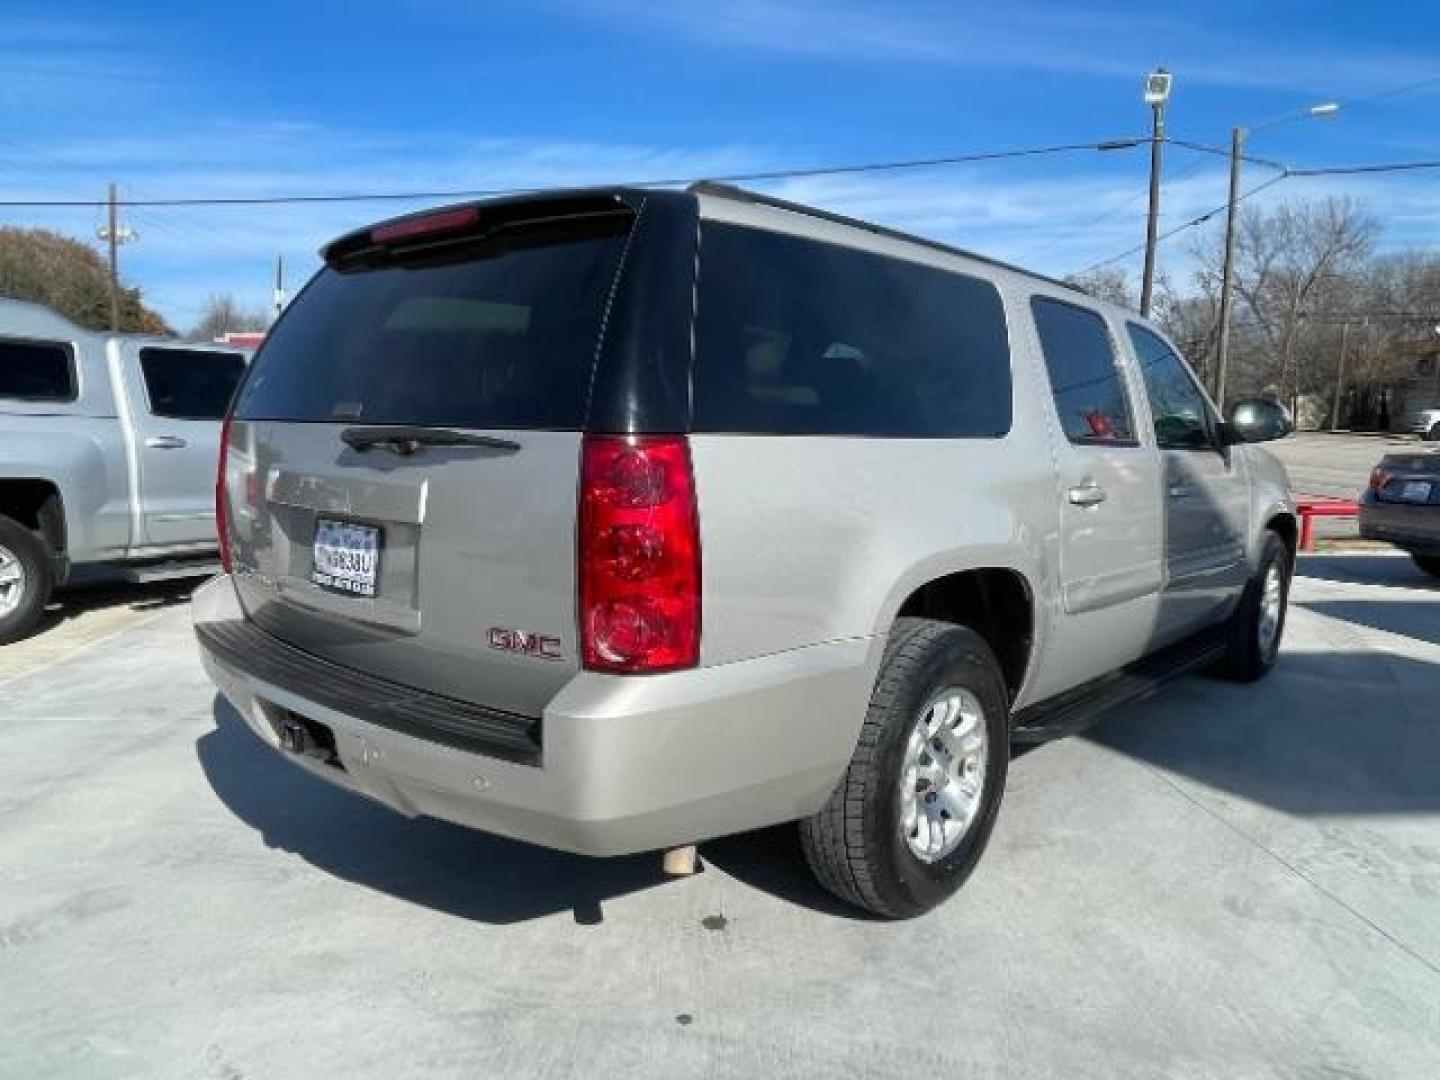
[1031,298,1136,445]
[0,338,76,402]
[693,224,1012,437]
[234,216,631,429]
[139,348,246,420]
[1127,324,1214,450]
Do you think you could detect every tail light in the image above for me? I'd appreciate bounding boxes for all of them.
[216,414,233,572]
[578,435,700,673]
[1369,466,1392,492]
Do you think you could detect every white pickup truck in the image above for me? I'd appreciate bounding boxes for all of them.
[0,298,249,642]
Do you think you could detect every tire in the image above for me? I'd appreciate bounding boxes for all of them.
[1412,553,1440,579]
[0,514,53,645]
[800,618,1009,919]
[1215,531,1291,682]
[1426,423,1440,443]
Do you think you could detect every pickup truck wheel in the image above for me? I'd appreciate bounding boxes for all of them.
[800,618,1009,919]
[1412,554,1440,579]
[1215,531,1290,682]
[0,516,53,645]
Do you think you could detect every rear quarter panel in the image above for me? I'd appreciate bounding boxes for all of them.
[692,394,1060,714]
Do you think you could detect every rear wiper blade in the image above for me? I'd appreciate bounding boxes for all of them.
[340,426,520,456]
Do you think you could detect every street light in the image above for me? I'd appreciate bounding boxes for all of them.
[1212,100,1340,407]
[1139,68,1173,317]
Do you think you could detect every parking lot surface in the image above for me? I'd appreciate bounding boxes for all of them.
[1268,431,1415,502]
[1269,431,1425,544]
[1,556,1438,1078]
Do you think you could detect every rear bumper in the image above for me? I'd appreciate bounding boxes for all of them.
[193,576,874,856]
[1358,495,1440,554]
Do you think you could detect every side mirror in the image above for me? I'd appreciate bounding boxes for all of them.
[1225,397,1294,444]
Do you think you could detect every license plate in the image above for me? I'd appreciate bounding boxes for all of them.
[311,519,381,597]
[1400,481,1432,503]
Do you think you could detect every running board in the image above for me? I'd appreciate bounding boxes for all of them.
[113,558,222,584]
[1011,630,1226,744]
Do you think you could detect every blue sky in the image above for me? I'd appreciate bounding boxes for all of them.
[1,0,1436,331]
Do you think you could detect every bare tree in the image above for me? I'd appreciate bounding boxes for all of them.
[1065,267,1135,309]
[1192,196,1378,410]
[189,293,269,341]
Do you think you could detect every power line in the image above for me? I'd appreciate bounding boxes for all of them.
[1024,140,1248,258]
[1340,73,1440,109]
[1289,159,1440,176]
[1071,173,1290,276]
[0,138,1147,208]
[1165,138,1286,172]
[1068,152,1440,277]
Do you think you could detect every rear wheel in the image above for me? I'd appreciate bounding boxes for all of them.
[0,515,53,645]
[800,618,1009,919]
[1411,553,1440,579]
[1215,531,1291,682]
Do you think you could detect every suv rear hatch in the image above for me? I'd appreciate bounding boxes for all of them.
[221,195,639,717]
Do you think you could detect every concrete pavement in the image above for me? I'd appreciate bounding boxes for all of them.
[1,557,1437,1078]
[1267,431,1416,502]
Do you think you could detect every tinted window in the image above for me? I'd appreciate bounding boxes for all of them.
[0,339,76,402]
[139,348,246,420]
[1031,298,1135,444]
[234,216,631,428]
[1127,324,1213,450]
[693,224,1012,437]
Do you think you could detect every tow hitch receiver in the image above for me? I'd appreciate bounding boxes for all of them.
[274,711,343,769]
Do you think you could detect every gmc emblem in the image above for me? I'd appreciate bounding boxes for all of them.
[487,628,564,661]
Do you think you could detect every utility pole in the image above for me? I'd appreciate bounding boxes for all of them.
[1329,320,1350,431]
[1213,126,1245,407]
[1139,68,1173,317]
[96,182,136,332]
[272,255,286,323]
[1213,102,1338,409]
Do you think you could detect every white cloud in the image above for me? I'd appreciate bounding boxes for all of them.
[542,0,1440,93]
[2,119,1434,330]
[0,125,773,328]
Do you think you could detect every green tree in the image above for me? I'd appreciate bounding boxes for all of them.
[0,226,169,333]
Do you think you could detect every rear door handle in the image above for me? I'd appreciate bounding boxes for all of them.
[1067,482,1107,507]
[144,435,188,449]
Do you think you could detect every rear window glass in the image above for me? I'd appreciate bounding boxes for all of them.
[693,224,1012,437]
[233,216,631,428]
[1031,297,1136,445]
[0,338,76,402]
[139,348,246,420]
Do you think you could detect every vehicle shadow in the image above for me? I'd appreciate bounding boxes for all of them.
[1294,553,1437,590]
[31,577,197,636]
[199,695,872,921]
[1297,598,1440,648]
[1087,643,1440,817]
[198,696,677,925]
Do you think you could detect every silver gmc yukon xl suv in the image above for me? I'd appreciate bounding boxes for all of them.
[195,183,1296,918]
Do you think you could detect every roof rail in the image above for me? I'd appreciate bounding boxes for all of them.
[688,181,1087,298]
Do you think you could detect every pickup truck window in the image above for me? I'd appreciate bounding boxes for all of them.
[1031,298,1136,445]
[693,223,1012,437]
[139,348,247,420]
[0,338,76,402]
[1126,324,1214,450]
